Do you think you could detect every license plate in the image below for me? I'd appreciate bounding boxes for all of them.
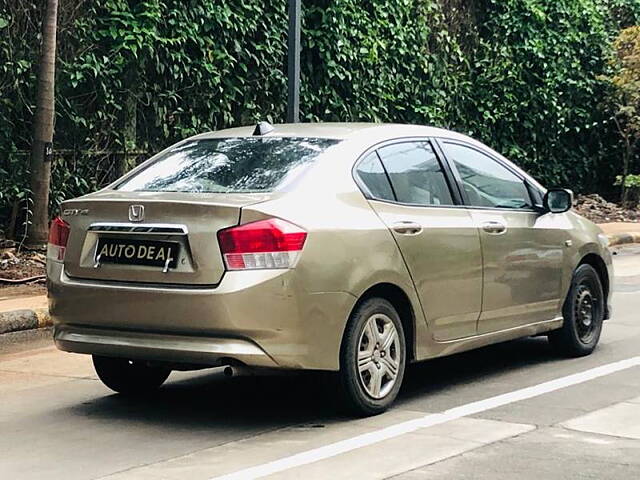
[95,238,179,268]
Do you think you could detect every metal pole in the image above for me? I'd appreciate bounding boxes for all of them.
[287,0,301,123]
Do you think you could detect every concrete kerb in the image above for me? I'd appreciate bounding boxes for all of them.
[0,307,52,335]
[607,232,640,247]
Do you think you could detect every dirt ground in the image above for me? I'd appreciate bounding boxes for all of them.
[0,241,46,294]
[574,194,640,223]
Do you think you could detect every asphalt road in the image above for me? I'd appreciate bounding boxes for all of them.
[1,246,639,480]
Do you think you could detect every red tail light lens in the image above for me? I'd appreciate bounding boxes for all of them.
[47,216,70,261]
[218,218,307,270]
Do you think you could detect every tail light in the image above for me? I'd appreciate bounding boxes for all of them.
[218,218,307,270]
[47,216,70,261]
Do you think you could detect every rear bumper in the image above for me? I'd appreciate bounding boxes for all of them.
[54,324,278,367]
[48,261,356,370]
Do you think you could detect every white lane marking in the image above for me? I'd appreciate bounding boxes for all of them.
[211,356,640,480]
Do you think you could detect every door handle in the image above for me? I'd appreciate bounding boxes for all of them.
[392,221,423,235]
[481,221,507,235]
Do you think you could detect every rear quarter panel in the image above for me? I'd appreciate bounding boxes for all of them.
[240,145,432,361]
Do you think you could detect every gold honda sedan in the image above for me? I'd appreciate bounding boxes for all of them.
[47,123,612,415]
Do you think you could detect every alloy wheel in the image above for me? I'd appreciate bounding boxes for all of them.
[357,313,401,399]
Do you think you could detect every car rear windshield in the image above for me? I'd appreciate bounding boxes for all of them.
[115,137,341,193]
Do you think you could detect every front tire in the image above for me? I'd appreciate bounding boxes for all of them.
[549,264,604,357]
[93,356,171,395]
[339,298,406,416]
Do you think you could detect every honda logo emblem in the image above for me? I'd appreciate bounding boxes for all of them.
[128,205,145,222]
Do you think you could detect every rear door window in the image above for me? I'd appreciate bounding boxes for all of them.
[116,137,340,193]
[377,142,454,206]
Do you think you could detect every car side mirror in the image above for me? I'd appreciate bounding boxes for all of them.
[544,189,573,213]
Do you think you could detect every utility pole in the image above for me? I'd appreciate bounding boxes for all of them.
[287,0,301,123]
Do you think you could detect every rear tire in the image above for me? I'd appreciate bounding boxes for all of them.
[548,264,604,357]
[93,355,171,395]
[339,297,406,416]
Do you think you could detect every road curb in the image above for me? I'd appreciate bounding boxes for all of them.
[0,307,52,335]
[607,232,640,247]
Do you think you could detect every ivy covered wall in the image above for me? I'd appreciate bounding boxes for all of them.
[1,0,640,227]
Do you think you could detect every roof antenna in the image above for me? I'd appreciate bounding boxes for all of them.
[253,121,274,136]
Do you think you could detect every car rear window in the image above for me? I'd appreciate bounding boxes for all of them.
[115,137,341,193]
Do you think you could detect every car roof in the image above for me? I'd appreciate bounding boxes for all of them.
[187,123,545,192]
[192,122,473,143]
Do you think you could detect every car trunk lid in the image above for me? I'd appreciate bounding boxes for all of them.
[61,191,273,286]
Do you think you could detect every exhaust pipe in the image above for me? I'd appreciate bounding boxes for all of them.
[222,364,291,377]
[223,365,253,377]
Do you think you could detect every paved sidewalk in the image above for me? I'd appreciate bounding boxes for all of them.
[599,222,640,234]
[0,294,47,313]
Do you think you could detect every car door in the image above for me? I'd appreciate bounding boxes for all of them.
[355,140,483,341]
[439,140,566,334]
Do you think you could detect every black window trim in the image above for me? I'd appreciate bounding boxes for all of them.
[351,137,464,209]
[434,138,540,213]
[375,150,399,201]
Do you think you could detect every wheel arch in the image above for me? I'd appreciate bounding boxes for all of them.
[577,253,610,318]
[344,283,417,362]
